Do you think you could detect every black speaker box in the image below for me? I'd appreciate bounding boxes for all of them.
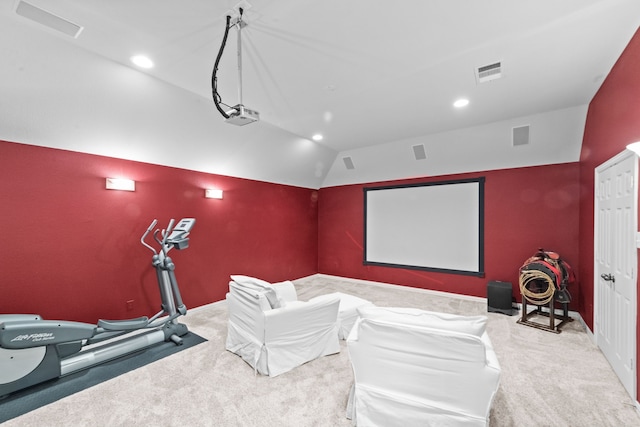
[487,281,517,316]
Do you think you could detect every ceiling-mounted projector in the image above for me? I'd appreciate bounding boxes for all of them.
[225,104,259,126]
[211,4,260,126]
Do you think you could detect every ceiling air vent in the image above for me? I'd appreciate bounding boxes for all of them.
[343,156,355,170]
[475,61,502,83]
[512,125,530,147]
[412,144,427,160]
[15,1,83,38]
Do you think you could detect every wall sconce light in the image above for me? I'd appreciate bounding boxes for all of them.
[106,178,135,191]
[626,141,640,156]
[205,188,223,199]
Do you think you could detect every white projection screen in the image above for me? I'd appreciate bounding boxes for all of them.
[364,178,484,276]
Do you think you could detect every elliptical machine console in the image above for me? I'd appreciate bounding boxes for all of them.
[0,218,195,397]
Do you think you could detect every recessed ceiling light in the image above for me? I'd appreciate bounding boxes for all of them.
[312,134,323,141]
[453,98,469,108]
[131,55,154,69]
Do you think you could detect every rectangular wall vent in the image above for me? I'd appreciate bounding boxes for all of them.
[343,156,355,170]
[412,144,427,160]
[16,1,83,38]
[512,125,530,146]
[476,62,502,83]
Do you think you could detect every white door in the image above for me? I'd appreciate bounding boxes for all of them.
[595,151,637,399]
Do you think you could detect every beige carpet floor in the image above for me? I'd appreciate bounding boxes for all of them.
[2,274,639,426]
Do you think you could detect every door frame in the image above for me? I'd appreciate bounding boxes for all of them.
[594,149,638,401]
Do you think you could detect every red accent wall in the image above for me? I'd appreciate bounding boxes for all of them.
[3,25,639,398]
[318,163,580,305]
[579,27,640,398]
[0,140,318,324]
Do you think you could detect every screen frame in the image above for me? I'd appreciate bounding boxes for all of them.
[363,177,485,277]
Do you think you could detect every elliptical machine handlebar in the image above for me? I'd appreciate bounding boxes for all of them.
[141,219,159,255]
[155,218,175,257]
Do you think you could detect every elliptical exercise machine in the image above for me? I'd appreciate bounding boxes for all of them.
[0,218,195,397]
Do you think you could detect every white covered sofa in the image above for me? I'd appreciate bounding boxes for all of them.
[346,306,501,427]
[225,275,341,377]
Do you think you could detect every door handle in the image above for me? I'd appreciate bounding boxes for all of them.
[601,273,615,283]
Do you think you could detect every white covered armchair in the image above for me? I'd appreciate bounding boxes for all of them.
[225,275,341,377]
[346,306,501,427]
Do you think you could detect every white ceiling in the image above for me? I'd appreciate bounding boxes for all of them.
[1,0,639,188]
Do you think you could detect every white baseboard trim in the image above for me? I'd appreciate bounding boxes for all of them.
[188,298,227,313]
[575,312,595,342]
[304,274,596,333]
[225,274,596,338]
[302,273,487,304]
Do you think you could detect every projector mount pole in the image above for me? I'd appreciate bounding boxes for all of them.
[233,8,246,110]
[215,3,259,125]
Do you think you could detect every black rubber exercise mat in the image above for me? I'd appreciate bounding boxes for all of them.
[0,331,207,423]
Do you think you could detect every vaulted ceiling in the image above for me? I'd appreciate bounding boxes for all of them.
[1,1,639,188]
